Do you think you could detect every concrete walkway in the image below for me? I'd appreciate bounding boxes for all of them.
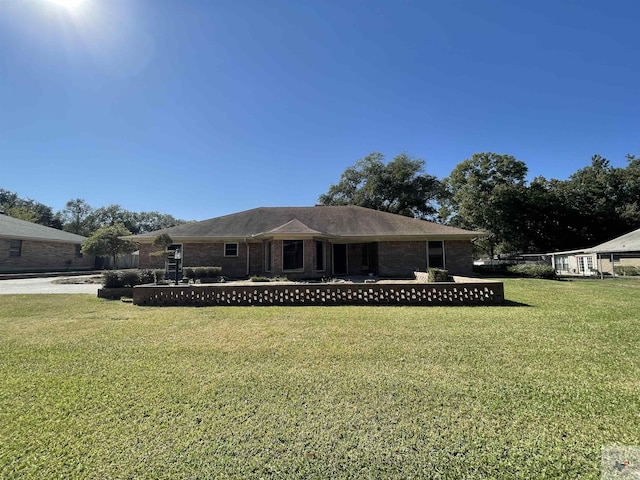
[0,276,101,295]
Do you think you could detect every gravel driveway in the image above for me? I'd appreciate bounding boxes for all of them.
[0,276,101,295]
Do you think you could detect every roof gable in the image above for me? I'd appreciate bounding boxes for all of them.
[262,219,324,237]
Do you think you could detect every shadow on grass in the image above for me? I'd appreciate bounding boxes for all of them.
[501,299,531,307]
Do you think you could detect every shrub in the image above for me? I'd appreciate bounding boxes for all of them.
[138,269,155,285]
[614,265,640,276]
[102,270,124,288]
[427,268,450,282]
[120,270,141,288]
[205,266,222,277]
[182,267,195,281]
[250,276,272,282]
[193,267,208,280]
[153,269,166,284]
[192,266,223,282]
[506,264,556,279]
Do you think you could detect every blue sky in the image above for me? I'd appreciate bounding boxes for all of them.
[1,0,638,221]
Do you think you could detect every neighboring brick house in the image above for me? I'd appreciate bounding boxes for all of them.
[124,206,483,279]
[0,214,95,273]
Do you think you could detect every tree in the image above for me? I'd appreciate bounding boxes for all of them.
[440,152,528,255]
[318,152,441,219]
[81,224,137,269]
[557,155,631,246]
[149,233,174,258]
[60,198,94,236]
[134,212,185,233]
[0,188,61,228]
[87,205,137,233]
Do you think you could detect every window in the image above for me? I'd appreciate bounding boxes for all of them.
[554,256,568,272]
[9,240,22,257]
[315,241,325,271]
[264,241,272,272]
[224,243,238,257]
[428,241,445,269]
[75,244,83,258]
[578,256,594,273]
[283,240,304,270]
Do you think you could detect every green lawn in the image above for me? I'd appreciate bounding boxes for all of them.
[1,278,639,479]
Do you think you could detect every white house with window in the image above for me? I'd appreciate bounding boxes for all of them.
[550,249,598,276]
[549,227,640,277]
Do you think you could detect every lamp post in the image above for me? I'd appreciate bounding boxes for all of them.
[174,247,181,285]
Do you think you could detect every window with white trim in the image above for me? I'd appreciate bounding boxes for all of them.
[224,243,238,257]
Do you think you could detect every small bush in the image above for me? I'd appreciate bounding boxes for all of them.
[193,266,222,279]
[102,271,124,288]
[193,267,208,280]
[506,264,556,279]
[427,268,450,282]
[153,269,165,284]
[120,270,140,288]
[138,269,155,285]
[614,265,640,276]
[182,267,195,280]
[250,276,272,282]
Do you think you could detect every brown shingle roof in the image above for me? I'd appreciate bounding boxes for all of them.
[124,206,483,241]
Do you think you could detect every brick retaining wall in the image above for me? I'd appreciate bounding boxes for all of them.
[132,278,504,307]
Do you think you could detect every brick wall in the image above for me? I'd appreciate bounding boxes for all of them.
[444,240,474,275]
[137,239,475,279]
[378,241,427,277]
[139,241,261,278]
[0,239,95,272]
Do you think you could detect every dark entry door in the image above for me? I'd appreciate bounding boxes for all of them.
[333,244,348,275]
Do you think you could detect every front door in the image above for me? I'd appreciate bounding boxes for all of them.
[333,244,348,276]
[577,255,594,276]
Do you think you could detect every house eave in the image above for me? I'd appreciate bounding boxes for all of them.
[0,234,84,244]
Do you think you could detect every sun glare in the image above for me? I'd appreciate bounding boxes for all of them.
[47,0,85,10]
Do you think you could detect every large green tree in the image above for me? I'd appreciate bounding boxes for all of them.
[60,198,95,236]
[556,155,637,247]
[318,152,441,219]
[81,224,137,269]
[440,152,528,254]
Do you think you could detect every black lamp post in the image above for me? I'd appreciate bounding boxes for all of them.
[174,247,181,285]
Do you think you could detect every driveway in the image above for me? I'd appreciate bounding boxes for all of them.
[0,276,101,295]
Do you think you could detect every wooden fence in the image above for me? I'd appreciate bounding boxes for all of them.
[132,278,504,307]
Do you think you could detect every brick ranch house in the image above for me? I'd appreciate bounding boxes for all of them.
[125,206,483,279]
[0,213,95,273]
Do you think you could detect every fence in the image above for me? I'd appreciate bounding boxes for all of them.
[132,278,504,307]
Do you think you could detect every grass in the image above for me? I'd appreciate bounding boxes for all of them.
[1,278,639,479]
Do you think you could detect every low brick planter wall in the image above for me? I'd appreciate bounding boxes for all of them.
[97,287,134,300]
[132,279,504,307]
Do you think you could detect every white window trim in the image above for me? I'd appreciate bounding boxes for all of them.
[224,242,239,257]
[427,240,446,270]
